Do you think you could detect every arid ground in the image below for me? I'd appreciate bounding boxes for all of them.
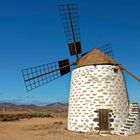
[0,117,139,140]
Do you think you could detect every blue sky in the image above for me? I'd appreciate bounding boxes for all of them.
[0,0,140,105]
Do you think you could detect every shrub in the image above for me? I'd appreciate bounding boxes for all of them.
[53,121,63,125]
[0,112,53,122]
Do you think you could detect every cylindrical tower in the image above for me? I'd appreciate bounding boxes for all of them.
[68,65,129,134]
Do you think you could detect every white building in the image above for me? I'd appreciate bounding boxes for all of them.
[68,49,140,136]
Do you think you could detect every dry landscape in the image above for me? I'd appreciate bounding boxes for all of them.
[0,109,140,140]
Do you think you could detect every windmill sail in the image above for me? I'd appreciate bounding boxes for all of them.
[59,4,82,57]
[22,59,71,91]
[98,44,113,58]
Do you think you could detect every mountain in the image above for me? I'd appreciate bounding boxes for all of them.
[45,102,68,109]
[0,102,68,110]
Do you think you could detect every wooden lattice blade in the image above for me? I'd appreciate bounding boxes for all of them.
[68,42,82,56]
[97,44,113,58]
[22,59,72,92]
[59,3,82,56]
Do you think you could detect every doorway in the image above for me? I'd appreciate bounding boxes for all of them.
[99,109,109,131]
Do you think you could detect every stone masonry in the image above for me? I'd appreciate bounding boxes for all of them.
[67,65,140,136]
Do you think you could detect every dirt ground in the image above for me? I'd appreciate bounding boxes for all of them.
[0,118,139,140]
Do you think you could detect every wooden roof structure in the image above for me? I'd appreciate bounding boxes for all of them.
[77,48,117,67]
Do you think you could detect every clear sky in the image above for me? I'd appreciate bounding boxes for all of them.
[0,0,140,105]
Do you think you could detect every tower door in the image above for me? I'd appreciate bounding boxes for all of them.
[99,109,109,131]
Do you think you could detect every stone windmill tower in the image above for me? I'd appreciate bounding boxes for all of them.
[22,3,140,136]
[68,48,140,136]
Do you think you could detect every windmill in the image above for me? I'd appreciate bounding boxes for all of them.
[22,3,140,136]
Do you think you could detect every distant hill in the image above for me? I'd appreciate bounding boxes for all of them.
[45,102,68,110]
[0,102,68,110]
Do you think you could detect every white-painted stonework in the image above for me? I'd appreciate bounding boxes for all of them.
[68,65,140,136]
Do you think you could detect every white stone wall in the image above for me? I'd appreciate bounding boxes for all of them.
[68,65,129,134]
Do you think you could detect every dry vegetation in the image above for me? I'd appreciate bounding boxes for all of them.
[0,117,139,140]
[0,107,67,122]
[0,112,53,121]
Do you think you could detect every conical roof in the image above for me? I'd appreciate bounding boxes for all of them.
[77,48,117,67]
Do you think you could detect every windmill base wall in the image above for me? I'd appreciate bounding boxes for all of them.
[68,65,140,136]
